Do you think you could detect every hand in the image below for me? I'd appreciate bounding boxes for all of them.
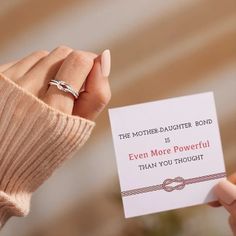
[0,46,111,121]
[211,174,236,235]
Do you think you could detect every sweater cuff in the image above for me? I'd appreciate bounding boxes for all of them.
[0,73,95,227]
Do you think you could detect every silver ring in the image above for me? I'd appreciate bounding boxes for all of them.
[48,79,79,99]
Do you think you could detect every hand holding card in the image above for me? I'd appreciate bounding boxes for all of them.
[109,92,226,218]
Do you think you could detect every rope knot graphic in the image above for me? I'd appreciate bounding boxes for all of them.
[121,172,226,197]
[162,176,186,192]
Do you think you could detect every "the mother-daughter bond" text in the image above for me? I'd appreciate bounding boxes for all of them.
[118,119,212,140]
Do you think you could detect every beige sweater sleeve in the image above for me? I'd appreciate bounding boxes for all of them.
[0,73,95,227]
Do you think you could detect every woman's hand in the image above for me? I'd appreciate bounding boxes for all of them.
[0,46,111,226]
[0,46,111,121]
[212,174,236,235]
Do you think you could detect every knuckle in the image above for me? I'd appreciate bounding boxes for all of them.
[96,89,111,108]
[54,45,73,57]
[33,50,49,58]
[86,51,98,59]
[70,51,94,69]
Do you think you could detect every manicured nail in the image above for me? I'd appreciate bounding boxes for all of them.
[101,49,111,77]
[214,179,236,205]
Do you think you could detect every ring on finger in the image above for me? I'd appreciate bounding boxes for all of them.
[48,79,79,99]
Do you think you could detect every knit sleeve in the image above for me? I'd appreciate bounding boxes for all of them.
[0,73,95,227]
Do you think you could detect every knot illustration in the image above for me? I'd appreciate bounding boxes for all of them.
[121,172,226,197]
[162,177,186,192]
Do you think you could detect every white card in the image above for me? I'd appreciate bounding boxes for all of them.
[109,92,226,218]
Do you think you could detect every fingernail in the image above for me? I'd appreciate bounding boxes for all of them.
[214,179,236,205]
[101,49,111,77]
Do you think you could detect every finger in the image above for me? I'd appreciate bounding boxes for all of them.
[209,175,235,208]
[2,51,48,81]
[229,215,236,236]
[43,50,96,115]
[72,49,111,120]
[0,60,18,72]
[214,179,236,218]
[18,46,73,98]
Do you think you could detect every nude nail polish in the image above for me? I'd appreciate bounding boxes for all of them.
[214,179,236,205]
[101,49,111,77]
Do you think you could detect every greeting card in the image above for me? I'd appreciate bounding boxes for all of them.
[109,92,226,218]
